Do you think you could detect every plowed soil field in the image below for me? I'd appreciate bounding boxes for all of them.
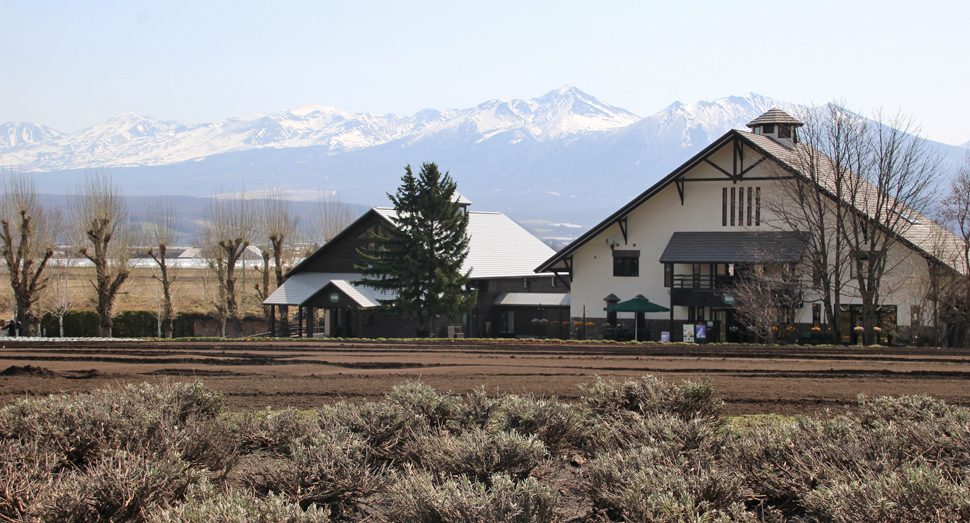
[3,339,970,416]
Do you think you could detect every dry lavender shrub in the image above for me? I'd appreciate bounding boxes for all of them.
[384,381,465,430]
[318,401,428,464]
[459,386,500,430]
[0,440,63,521]
[724,395,970,520]
[801,463,970,522]
[242,428,388,515]
[0,381,226,467]
[238,407,322,455]
[33,449,203,523]
[578,375,722,424]
[148,480,331,523]
[584,418,747,522]
[381,469,558,523]
[855,394,970,480]
[406,428,548,484]
[493,395,588,455]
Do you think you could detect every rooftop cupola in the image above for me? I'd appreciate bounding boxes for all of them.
[746,108,803,148]
[453,191,472,214]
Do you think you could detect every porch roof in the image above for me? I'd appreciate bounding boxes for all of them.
[658,231,807,264]
[493,293,570,307]
[263,272,395,307]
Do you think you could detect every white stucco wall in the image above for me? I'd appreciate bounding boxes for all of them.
[568,143,935,329]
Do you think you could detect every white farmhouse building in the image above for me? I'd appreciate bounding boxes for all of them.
[536,109,964,344]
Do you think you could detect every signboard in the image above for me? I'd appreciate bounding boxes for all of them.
[683,324,695,343]
[661,331,670,343]
[721,294,737,305]
[696,324,706,340]
[328,292,341,303]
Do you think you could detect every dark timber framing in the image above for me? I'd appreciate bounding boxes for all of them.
[537,130,781,275]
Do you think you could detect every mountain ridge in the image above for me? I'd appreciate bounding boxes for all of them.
[3,89,963,238]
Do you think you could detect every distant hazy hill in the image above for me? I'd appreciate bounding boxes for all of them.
[5,88,966,240]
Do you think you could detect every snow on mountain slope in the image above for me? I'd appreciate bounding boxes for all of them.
[410,86,639,144]
[610,92,796,171]
[0,86,644,170]
[0,122,64,151]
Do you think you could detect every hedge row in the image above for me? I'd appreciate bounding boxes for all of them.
[38,310,196,338]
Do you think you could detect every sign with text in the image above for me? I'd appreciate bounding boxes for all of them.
[683,324,695,343]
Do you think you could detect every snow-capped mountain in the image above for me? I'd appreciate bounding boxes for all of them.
[9,88,913,230]
[0,86,642,171]
[0,122,64,151]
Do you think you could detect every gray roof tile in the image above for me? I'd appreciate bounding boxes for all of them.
[746,108,804,128]
[659,231,807,263]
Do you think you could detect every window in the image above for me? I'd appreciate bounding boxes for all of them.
[813,303,821,328]
[523,278,529,289]
[762,123,775,134]
[664,264,673,287]
[550,277,556,287]
[613,250,640,277]
[911,305,921,327]
[755,187,761,225]
[778,125,791,139]
[722,188,728,226]
[738,186,744,225]
[747,187,753,226]
[725,186,761,227]
[499,310,515,334]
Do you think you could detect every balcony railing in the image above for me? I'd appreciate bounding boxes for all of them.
[670,274,802,300]
[670,275,736,290]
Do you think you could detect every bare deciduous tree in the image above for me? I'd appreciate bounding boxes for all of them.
[144,199,182,338]
[0,170,60,336]
[199,191,254,337]
[764,104,856,343]
[940,149,970,346]
[840,110,943,344]
[42,254,77,337]
[71,171,134,337]
[306,191,356,252]
[766,105,943,345]
[731,264,801,345]
[253,187,300,333]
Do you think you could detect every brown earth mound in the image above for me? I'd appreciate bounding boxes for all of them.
[1,365,56,377]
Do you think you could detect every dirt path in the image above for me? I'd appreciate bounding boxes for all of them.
[3,339,970,416]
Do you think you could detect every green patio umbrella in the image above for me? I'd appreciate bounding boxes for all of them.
[604,294,670,340]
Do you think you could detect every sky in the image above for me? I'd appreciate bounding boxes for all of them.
[2,0,968,146]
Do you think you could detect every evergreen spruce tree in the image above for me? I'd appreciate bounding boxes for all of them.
[357,163,476,337]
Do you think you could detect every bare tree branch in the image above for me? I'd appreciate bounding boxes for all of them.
[70,170,134,337]
[0,169,60,336]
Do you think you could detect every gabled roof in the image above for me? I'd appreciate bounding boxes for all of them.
[746,108,804,128]
[289,207,557,280]
[535,129,748,272]
[263,272,396,307]
[536,126,965,275]
[263,272,360,306]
